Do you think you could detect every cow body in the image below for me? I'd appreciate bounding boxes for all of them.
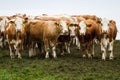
[5,17,26,58]
[76,19,101,58]
[100,18,117,60]
[27,20,63,58]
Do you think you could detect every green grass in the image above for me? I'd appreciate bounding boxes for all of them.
[0,40,120,80]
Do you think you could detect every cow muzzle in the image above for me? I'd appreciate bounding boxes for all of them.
[102,30,107,34]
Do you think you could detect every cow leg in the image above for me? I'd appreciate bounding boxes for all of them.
[45,47,50,58]
[44,40,50,58]
[101,38,109,60]
[108,40,114,60]
[87,48,92,58]
[76,37,80,50]
[92,41,95,57]
[60,42,65,55]
[9,45,15,59]
[16,48,22,59]
[101,43,106,60]
[65,42,70,54]
[29,42,35,57]
[52,46,57,58]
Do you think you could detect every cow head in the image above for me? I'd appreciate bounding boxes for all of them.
[15,17,24,32]
[79,21,87,35]
[0,17,9,32]
[59,20,69,35]
[101,18,109,34]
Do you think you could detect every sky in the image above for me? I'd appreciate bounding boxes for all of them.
[0,0,120,39]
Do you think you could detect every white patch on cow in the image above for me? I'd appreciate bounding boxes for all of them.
[108,40,114,60]
[101,38,109,60]
[45,51,49,58]
[101,18,109,33]
[9,46,15,58]
[10,39,16,44]
[0,17,8,32]
[15,17,23,31]
[69,27,76,37]
[79,21,87,35]
[14,40,21,49]
[10,40,21,50]
[16,48,22,59]
[60,20,68,34]
[52,46,57,58]
[29,47,34,57]
[0,37,3,47]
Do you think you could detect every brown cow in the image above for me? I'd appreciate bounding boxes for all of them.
[5,17,26,59]
[100,18,117,60]
[27,20,68,58]
[76,18,101,58]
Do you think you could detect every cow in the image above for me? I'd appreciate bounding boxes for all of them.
[0,17,9,48]
[100,18,117,60]
[34,15,77,55]
[27,19,69,58]
[75,18,101,58]
[5,17,27,59]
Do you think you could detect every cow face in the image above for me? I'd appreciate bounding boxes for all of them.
[0,17,9,32]
[59,20,69,35]
[79,21,87,35]
[69,26,77,37]
[15,17,24,32]
[101,18,109,34]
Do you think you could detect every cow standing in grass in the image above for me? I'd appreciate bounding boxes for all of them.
[27,19,69,58]
[75,17,101,58]
[100,18,117,60]
[5,17,27,59]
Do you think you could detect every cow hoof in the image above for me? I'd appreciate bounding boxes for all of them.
[11,56,15,59]
[88,54,92,58]
[61,53,64,56]
[102,58,106,61]
[18,56,22,59]
[45,55,49,59]
[10,54,15,59]
[82,55,86,58]
[109,57,114,60]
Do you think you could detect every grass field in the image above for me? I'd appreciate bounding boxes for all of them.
[0,40,120,80]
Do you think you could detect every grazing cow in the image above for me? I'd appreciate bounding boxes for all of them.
[76,19,101,58]
[27,20,69,58]
[100,18,117,60]
[5,17,26,59]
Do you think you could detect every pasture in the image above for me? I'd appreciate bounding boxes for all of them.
[0,40,120,80]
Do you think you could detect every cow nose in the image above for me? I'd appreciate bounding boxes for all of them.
[16,29,21,33]
[103,30,107,34]
[80,32,85,35]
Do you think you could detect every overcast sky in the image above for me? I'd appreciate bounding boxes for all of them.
[0,0,120,39]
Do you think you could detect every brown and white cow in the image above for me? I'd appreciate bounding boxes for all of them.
[0,17,9,48]
[75,18,101,58]
[5,17,27,59]
[100,18,117,60]
[27,19,69,58]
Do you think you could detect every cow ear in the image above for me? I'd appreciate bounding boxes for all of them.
[55,22,59,26]
[23,17,28,23]
[10,20,14,23]
[109,20,116,24]
[87,24,92,27]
